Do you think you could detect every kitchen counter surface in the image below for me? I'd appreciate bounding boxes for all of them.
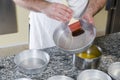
[0,32,120,80]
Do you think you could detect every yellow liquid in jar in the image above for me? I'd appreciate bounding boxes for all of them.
[76,45,102,59]
[76,52,99,59]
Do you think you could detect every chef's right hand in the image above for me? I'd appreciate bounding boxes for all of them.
[41,2,73,22]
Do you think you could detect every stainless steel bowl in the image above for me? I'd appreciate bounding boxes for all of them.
[15,78,32,80]
[47,75,74,80]
[77,69,112,80]
[14,49,50,74]
[108,62,120,80]
[53,19,96,53]
[74,45,102,70]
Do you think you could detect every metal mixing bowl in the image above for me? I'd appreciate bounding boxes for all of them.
[47,75,74,80]
[77,69,112,80]
[108,62,120,80]
[14,49,50,74]
[53,19,96,53]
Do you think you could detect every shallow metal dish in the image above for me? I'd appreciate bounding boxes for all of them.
[14,49,50,74]
[15,78,32,80]
[53,19,96,53]
[77,69,112,80]
[108,62,120,80]
[47,75,74,80]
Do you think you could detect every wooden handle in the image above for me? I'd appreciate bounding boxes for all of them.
[69,21,82,32]
[69,21,84,36]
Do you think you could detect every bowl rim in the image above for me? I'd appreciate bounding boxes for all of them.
[77,69,112,80]
[14,49,50,70]
[15,78,32,80]
[75,45,102,60]
[108,62,120,80]
[47,75,74,80]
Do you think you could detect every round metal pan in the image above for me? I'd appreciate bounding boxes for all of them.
[14,49,50,74]
[53,19,96,53]
[47,75,74,80]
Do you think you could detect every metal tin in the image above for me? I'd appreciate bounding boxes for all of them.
[47,75,74,80]
[77,69,112,80]
[15,78,32,80]
[73,45,102,69]
[14,49,50,74]
[53,19,96,53]
[108,62,120,80]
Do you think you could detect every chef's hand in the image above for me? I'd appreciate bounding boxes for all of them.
[41,2,73,22]
[82,13,94,25]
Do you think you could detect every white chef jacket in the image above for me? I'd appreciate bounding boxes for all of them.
[29,0,88,49]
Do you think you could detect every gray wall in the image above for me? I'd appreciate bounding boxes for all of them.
[0,0,17,34]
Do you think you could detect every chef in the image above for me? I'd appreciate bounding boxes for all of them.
[13,0,106,49]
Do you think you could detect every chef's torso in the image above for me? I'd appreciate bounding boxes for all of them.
[29,0,88,49]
